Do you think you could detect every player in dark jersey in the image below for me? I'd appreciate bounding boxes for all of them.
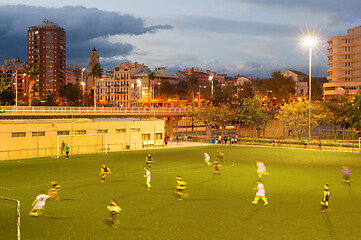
[100,163,112,183]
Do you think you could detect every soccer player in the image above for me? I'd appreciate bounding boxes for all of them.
[144,168,151,191]
[321,184,330,213]
[29,191,50,216]
[48,180,61,201]
[256,160,269,179]
[65,144,70,158]
[252,180,268,206]
[107,199,122,229]
[204,152,212,166]
[61,141,65,155]
[175,176,187,201]
[216,150,224,163]
[213,159,221,176]
[100,163,112,183]
[144,153,153,170]
[341,166,351,187]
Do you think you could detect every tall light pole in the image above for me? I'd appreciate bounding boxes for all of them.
[12,70,18,107]
[198,85,206,108]
[137,79,141,107]
[81,67,86,91]
[303,37,317,143]
[209,75,214,98]
[93,79,97,110]
[81,82,85,106]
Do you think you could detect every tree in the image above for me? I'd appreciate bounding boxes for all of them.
[212,85,235,106]
[325,97,349,141]
[59,84,83,106]
[191,104,218,136]
[43,92,59,106]
[345,90,361,131]
[257,71,295,105]
[0,89,15,105]
[233,97,270,136]
[88,64,103,107]
[0,78,11,96]
[24,64,39,106]
[276,100,329,140]
[89,63,103,79]
[236,82,253,99]
[156,79,175,106]
[186,76,198,107]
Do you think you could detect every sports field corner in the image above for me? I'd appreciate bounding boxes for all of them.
[1,144,361,240]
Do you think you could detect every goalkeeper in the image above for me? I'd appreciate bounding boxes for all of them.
[107,199,122,229]
[48,180,61,201]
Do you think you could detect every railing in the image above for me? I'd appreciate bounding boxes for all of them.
[0,106,189,115]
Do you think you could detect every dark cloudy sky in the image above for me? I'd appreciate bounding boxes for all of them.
[0,1,360,77]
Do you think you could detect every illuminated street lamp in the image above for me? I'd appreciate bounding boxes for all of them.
[303,36,318,142]
[81,82,85,106]
[198,85,206,108]
[209,75,214,98]
[12,70,18,106]
[137,79,141,107]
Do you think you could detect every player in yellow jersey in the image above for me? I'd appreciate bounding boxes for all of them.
[213,159,221,176]
[144,153,153,170]
[216,150,224,163]
[48,180,61,201]
[175,176,187,201]
[321,184,330,213]
[100,163,112,183]
[107,199,122,229]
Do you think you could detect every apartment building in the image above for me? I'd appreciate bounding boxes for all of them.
[27,20,66,97]
[0,58,26,102]
[324,26,361,98]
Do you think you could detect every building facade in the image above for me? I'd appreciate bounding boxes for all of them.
[27,20,66,97]
[282,69,308,98]
[324,26,361,98]
[0,59,26,102]
[0,118,165,160]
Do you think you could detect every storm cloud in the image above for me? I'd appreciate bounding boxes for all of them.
[0,5,172,67]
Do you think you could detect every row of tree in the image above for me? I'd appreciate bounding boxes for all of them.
[191,92,361,140]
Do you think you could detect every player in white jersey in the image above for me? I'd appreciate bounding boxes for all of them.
[204,152,212,166]
[29,191,50,216]
[145,168,151,191]
[252,180,268,206]
[256,160,270,179]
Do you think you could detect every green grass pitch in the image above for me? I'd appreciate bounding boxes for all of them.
[1,145,361,240]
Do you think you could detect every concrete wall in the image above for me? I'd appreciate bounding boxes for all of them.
[0,118,165,160]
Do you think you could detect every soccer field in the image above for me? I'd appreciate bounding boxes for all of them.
[1,145,361,240]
